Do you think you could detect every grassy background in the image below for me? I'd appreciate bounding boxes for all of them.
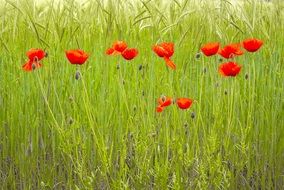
[0,0,283,189]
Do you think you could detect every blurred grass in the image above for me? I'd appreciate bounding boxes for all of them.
[0,0,283,189]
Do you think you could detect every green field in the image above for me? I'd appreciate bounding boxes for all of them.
[0,0,283,189]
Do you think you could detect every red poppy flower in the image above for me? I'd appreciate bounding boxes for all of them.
[22,60,42,72]
[106,41,128,55]
[26,48,46,61]
[113,41,128,52]
[201,42,220,56]
[218,43,244,59]
[242,38,263,52]
[153,42,176,70]
[160,42,174,58]
[152,45,168,57]
[121,48,138,60]
[219,62,242,77]
[153,42,174,58]
[156,96,172,113]
[176,98,193,110]
[65,49,89,65]
[158,96,172,107]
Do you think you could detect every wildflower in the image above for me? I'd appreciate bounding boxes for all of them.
[22,48,46,71]
[242,38,263,52]
[22,60,42,71]
[176,98,193,110]
[121,48,139,60]
[153,42,176,70]
[26,48,47,62]
[200,42,219,56]
[65,49,89,65]
[219,62,242,77]
[156,95,172,113]
[106,41,128,55]
[218,43,243,59]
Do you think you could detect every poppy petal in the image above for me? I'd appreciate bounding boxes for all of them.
[153,45,167,57]
[218,43,243,59]
[219,62,242,77]
[22,60,42,71]
[161,42,174,57]
[176,98,193,110]
[26,48,46,61]
[65,49,89,65]
[242,38,263,52]
[156,106,164,113]
[121,48,138,60]
[164,57,176,70]
[158,96,172,107]
[201,42,220,56]
[113,41,128,53]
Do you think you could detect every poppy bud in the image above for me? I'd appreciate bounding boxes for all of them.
[116,64,120,70]
[69,96,74,102]
[75,71,81,80]
[195,52,201,59]
[203,68,207,74]
[133,106,137,112]
[224,90,228,95]
[219,58,223,62]
[161,95,166,102]
[32,63,36,70]
[142,91,145,96]
[191,112,196,119]
[139,64,143,71]
[245,73,249,80]
[68,117,74,125]
[45,52,48,57]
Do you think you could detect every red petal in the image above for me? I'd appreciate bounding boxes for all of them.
[156,106,164,113]
[113,41,128,52]
[219,62,242,77]
[161,42,174,57]
[153,45,167,57]
[164,57,176,70]
[65,49,89,65]
[243,38,263,52]
[121,48,138,61]
[176,98,193,110]
[105,48,115,55]
[26,48,46,61]
[201,42,219,56]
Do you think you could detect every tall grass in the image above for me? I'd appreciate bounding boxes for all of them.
[0,0,283,189]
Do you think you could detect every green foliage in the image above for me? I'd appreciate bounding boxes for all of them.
[0,0,283,189]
